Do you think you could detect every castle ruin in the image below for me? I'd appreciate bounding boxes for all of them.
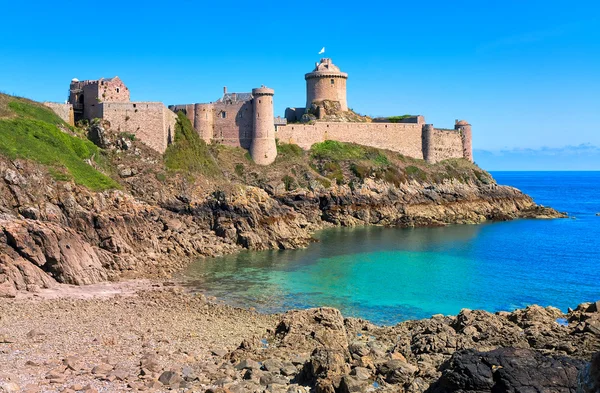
[46,58,472,164]
[48,76,176,153]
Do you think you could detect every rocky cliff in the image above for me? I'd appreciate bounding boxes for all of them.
[0,96,564,297]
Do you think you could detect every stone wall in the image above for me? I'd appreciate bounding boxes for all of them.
[98,78,130,103]
[211,101,253,149]
[100,102,176,153]
[430,129,464,163]
[276,122,467,162]
[277,122,425,159]
[43,102,74,126]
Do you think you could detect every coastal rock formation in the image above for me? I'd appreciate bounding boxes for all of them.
[0,150,564,295]
[428,348,585,393]
[0,287,599,392]
[225,302,600,393]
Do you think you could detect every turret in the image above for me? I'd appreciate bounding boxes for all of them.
[194,103,214,143]
[455,120,473,162]
[305,58,348,112]
[250,86,277,165]
[422,124,435,163]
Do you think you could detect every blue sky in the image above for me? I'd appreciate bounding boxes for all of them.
[1,1,599,169]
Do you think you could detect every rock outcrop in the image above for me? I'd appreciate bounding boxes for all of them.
[0,149,564,295]
[222,302,600,392]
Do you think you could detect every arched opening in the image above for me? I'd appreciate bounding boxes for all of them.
[78,94,84,103]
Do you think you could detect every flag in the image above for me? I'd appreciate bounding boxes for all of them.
[318,47,325,55]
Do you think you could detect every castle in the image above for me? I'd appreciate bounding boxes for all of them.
[46,58,472,165]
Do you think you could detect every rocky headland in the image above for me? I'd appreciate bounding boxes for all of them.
[0,95,587,393]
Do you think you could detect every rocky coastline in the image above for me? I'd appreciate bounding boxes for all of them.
[1,285,599,393]
[0,100,582,392]
[0,151,563,298]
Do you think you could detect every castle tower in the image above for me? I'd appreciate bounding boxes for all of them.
[194,103,214,143]
[422,124,435,163]
[305,58,348,112]
[250,86,277,165]
[455,120,473,162]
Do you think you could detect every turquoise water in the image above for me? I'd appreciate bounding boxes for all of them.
[182,172,600,325]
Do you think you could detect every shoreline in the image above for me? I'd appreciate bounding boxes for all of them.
[1,280,599,393]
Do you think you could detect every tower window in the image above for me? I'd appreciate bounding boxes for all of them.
[331,79,335,85]
[221,111,227,119]
[116,87,120,93]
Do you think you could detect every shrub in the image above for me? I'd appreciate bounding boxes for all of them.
[405,165,427,181]
[277,142,303,157]
[234,163,244,176]
[282,175,296,191]
[350,163,370,179]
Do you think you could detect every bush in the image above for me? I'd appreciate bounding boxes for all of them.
[276,142,303,157]
[282,175,296,191]
[405,165,427,181]
[234,163,244,176]
[350,163,370,179]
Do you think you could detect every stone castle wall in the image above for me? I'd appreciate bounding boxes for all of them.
[277,122,425,159]
[429,128,464,163]
[212,101,253,149]
[43,102,74,126]
[100,102,176,153]
[276,122,467,162]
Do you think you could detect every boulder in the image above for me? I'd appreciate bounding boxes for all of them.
[275,308,349,353]
[578,351,600,393]
[429,347,585,393]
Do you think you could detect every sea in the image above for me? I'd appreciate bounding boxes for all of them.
[182,172,600,325]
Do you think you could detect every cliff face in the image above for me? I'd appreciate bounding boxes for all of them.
[0,153,561,297]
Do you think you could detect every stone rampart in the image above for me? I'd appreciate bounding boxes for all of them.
[277,122,424,159]
[100,102,176,153]
[43,102,74,126]
[430,128,464,163]
[276,122,467,162]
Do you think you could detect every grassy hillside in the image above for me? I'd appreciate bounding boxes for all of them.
[0,94,118,191]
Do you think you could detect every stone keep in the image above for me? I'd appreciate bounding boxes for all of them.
[250,87,277,165]
[306,58,348,111]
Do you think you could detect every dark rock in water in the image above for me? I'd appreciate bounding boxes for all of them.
[428,347,585,393]
[578,351,600,393]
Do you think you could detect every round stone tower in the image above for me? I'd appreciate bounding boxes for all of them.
[422,124,435,163]
[194,103,214,143]
[455,120,473,162]
[305,58,348,112]
[250,86,277,165]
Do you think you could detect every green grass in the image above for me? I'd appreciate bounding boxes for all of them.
[387,115,413,123]
[0,117,118,190]
[8,101,66,125]
[310,140,389,165]
[164,112,220,177]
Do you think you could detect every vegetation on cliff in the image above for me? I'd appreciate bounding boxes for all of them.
[0,94,117,190]
[164,111,219,177]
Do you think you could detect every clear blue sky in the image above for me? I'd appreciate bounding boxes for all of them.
[1,1,599,156]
